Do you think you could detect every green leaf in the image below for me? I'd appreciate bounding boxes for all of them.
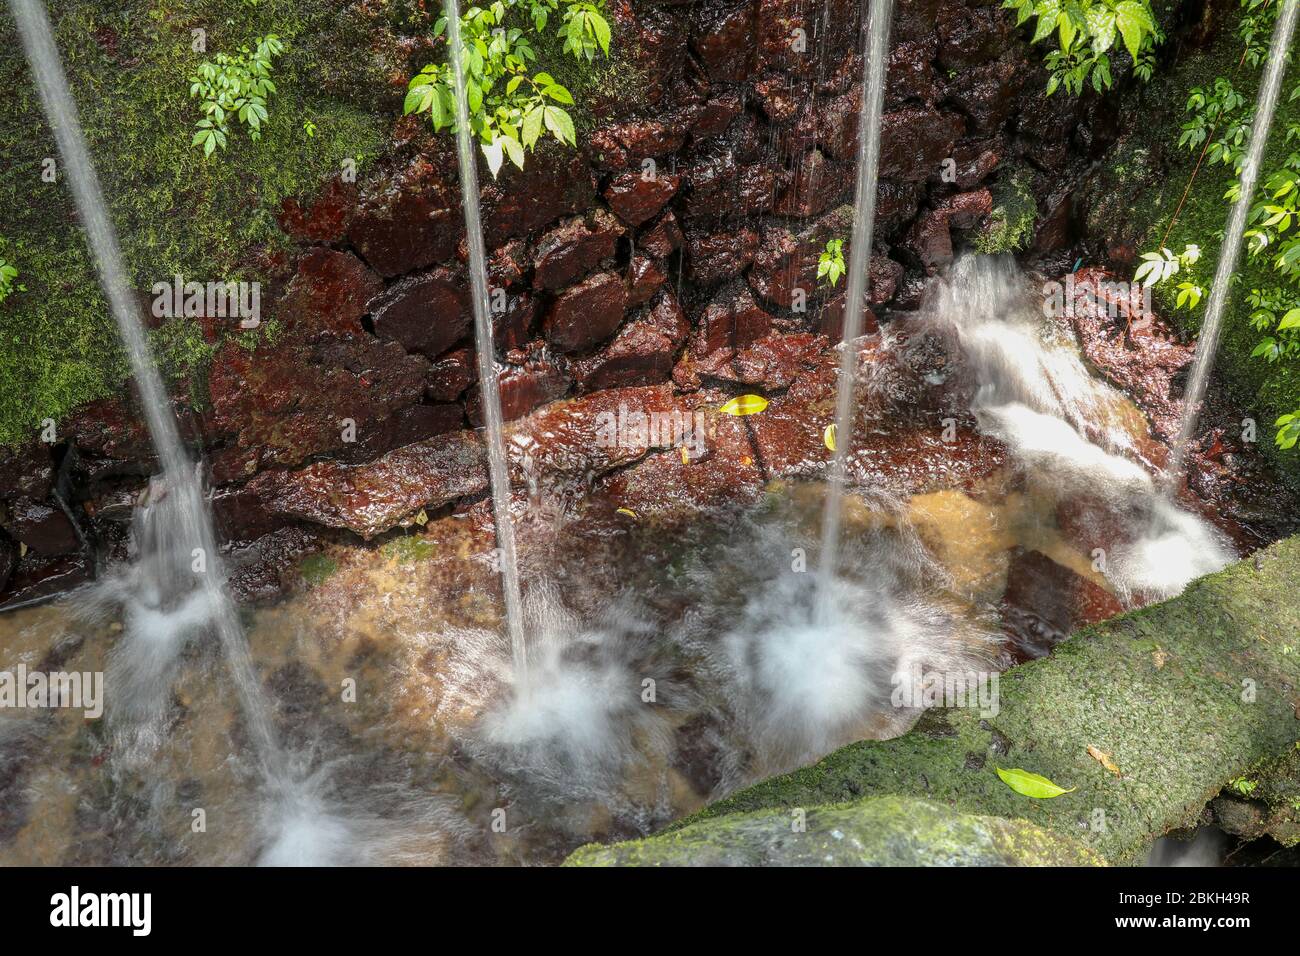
[719,394,769,416]
[546,83,575,104]
[1087,6,1116,52]
[591,11,611,54]
[501,133,525,170]
[1278,308,1300,330]
[1031,15,1057,44]
[543,105,576,146]
[995,766,1076,798]
[1115,2,1147,59]
[521,105,544,148]
[1057,12,1076,50]
[482,138,505,178]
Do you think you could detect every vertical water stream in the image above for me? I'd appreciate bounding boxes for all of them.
[816,0,894,615]
[442,0,528,678]
[9,0,285,780]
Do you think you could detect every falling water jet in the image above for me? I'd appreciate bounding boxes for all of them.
[816,0,893,617]
[443,0,528,678]
[1167,0,1300,483]
[8,0,285,780]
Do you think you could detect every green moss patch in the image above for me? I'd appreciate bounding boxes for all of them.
[974,163,1038,255]
[0,0,390,446]
[566,795,1107,867]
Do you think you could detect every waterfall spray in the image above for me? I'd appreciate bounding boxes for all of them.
[442,0,528,677]
[1167,0,1300,482]
[816,0,893,613]
[9,0,285,780]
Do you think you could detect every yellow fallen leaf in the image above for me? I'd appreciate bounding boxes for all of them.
[1087,745,1122,777]
[719,394,768,416]
[414,509,429,527]
[680,446,689,464]
[741,455,753,466]
[1152,647,1167,670]
[823,423,837,452]
[616,507,638,518]
[995,766,1075,799]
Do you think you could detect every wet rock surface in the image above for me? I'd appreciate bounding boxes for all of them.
[5,0,1299,612]
[248,431,488,539]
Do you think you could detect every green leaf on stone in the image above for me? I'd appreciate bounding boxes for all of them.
[996,766,1076,798]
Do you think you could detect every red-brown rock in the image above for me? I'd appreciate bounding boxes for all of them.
[627,255,668,307]
[641,211,684,258]
[277,177,358,244]
[368,267,471,358]
[604,172,681,227]
[425,347,478,402]
[774,150,851,218]
[879,108,966,182]
[481,148,596,245]
[681,154,779,219]
[690,3,755,83]
[249,430,488,539]
[1,498,78,556]
[544,271,630,352]
[684,225,758,286]
[532,210,624,289]
[571,290,689,392]
[276,249,382,338]
[205,338,429,481]
[348,153,463,278]
[936,5,1009,72]
[467,347,572,425]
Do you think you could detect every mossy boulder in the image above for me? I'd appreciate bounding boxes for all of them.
[570,533,1300,866]
[565,795,1106,867]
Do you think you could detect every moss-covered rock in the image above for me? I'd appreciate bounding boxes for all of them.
[974,163,1037,255]
[0,0,393,446]
[575,533,1300,866]
[1212,742,1300,846]
[565,795,1107,866]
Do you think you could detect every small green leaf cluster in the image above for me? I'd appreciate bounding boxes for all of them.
[1134,244,1204,309]
[0,253,24,305]
[405,0,611,178]
[1002,0,1162,95]
[817,239,845,289]
[189,35,285,156]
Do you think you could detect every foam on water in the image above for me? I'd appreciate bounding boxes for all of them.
[255,755,472,866]
[258,771,355,867]
[680,502,1000,778]
[449,587,676,810]
[1107,497,1236,603]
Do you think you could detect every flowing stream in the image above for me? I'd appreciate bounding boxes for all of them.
[8,0,286,783]
[443,0,528,679]
[816,0,894,614]
[1167,0,1300,481]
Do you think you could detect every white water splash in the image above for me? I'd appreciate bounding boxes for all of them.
[931,256,1233,603]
